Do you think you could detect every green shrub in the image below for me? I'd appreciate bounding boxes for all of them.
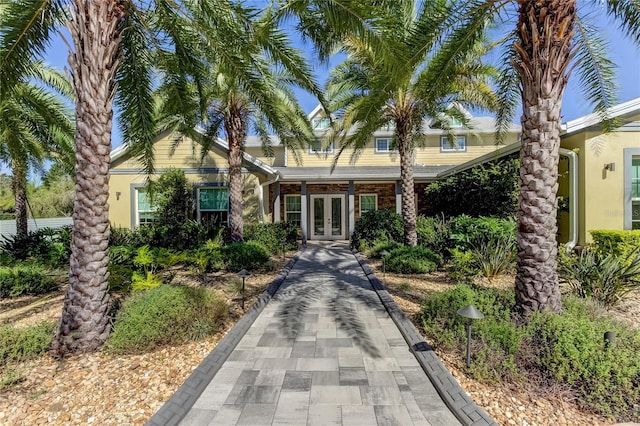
[446,215,516,253]
[0,367,22,389]
[0,226,71,267]
[451,236,516,279]
[351,210,403,250]
[0,265,58,298]
[222,241,270,271]
[421,286,640,420]
[365,240,401,259]
[0,322,55,363]
[424,156,519,218]
[244,222,298,253]
[385,246,442,274]
[416,216,449,254]
[559,247,640,307]
[590,229,640,258]
[105,285,228,354]
[188,240,224,273]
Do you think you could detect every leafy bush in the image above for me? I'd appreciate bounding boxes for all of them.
[0,226,71,267]
[148,169,193,227]
[421,286,640,420]
[351,210,403,250]
[416,216,449,253]
[590,229,640,259]
[244,222,298,253]
[446,215,516,253]
[365,240,401,259]
[385,246,442,274]
[222,241,270,271]
[187,241,224,274]
[0,265,58,298]
[424,156,519,218]
[105,285,228,354]
[0,322,55,363]
[559,247,640,307]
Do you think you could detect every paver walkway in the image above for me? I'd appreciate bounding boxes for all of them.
[153,242,471,425]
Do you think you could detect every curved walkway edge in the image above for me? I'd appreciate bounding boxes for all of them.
[352,250,497,426]
[146,250,303,426]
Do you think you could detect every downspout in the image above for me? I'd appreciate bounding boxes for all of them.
[559,148,578,253]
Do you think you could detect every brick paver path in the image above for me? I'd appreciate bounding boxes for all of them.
[178,242,460,426]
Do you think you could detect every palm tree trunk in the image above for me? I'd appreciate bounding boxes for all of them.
[225,103,248,243]
[10,156,28,238]
[512,0,575,315]
[53,0,124,356]
[396,118,417,246]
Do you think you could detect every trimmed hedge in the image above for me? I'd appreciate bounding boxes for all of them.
[351,210,403,250]
[385,246,443,274]
[244,222,298,253]
[590,229,640,258]
[222,241,271,271]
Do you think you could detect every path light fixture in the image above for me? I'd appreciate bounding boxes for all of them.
[604,331,616,350]
[237,269,251,311]
[457,304,484,368]
[380,250,390,276]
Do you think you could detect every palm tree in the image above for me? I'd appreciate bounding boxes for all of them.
[157,5,322,242]
[0,62,74,238]
[324,0,498,246]
[448,0,640,315]
[0,0,267,354]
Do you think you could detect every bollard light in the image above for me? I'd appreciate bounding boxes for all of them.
[457,304,484,368]
[237,269,251,311]
[604,331,616,349]
[380,250,390,276]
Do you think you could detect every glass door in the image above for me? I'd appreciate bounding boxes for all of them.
[310,194,345,239]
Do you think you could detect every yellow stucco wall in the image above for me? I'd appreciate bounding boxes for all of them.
[560,123,640,245]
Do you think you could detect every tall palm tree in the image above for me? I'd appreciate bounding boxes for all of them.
[324,0,498,246]
[0,0,265,354]
[448,0,640,315]
[0,62,74,238]
[157,5,322,242]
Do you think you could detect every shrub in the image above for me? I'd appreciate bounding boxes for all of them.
[222,241,270,271]
[105,285,228,354]
[416,216,449,254]
[590,229,640,259]
[188,241,224,274]
[0,322,55,363]
[559,247,640,307]
[365,240,401,259]
[351,210,403,250]
[421,285,640,420]
[385,246,442,274]
[244,222,298,253]
[450,235,516,279]
[0,226,71,267]
[0,265,58,298]
[424,156,519,218]
[446,215,516,253]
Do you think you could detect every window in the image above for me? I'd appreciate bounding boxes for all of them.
[309,140,334,154]
[440,135,466,152]
[198,187,228,225]
[375,138,395,153]
[285,195,302,227]
[135,188,158,226]
[632,158,640,229]
[360,194,377,215]
[312,117,330,130]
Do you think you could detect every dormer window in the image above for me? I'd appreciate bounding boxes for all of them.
[309,141,334,154]
[312,117,330,130]
[440,135,466,152]
[375,138,395,153]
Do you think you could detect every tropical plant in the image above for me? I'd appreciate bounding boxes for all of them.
[156,5,323,243]
[323,0,499,246]
[0,0,285,355]
[449,0,640,314]
[0,60,74,238]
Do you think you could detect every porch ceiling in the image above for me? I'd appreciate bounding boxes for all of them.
[273,165,454,181]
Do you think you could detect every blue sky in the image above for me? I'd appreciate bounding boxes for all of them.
[42,8,640,149]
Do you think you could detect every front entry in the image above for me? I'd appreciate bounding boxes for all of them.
[310,194,346,240]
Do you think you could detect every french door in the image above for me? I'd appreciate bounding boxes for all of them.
[310,194,346,240]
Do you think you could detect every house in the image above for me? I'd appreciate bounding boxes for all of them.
[108,105,521,243]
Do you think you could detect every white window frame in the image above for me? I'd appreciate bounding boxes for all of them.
[359,194,378,215]
[440,135,467,152]
[285,195,302,227]
[197,186,229,224]
[311,117,330,130]
[375,138,395,153]
[135,188,158,227]
[309,140,335,154]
